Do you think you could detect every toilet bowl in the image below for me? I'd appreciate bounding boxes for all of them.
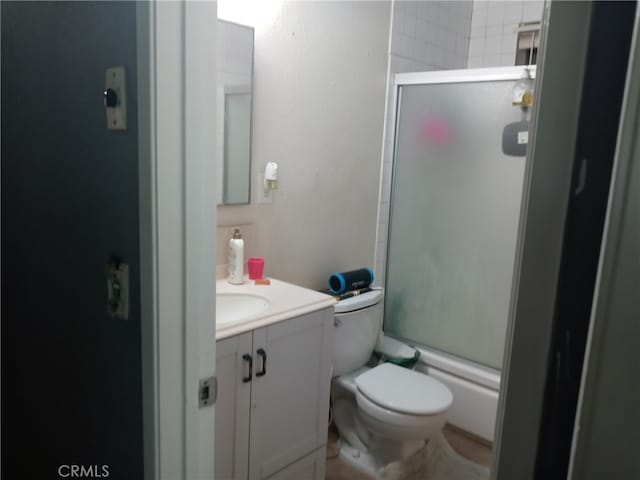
[331,290,453,476]
[355,363,451,439]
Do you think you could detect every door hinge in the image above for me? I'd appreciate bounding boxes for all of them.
[106,256,129,319]
[199,376,217,408]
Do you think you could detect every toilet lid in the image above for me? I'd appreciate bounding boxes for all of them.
[355,363,453,415]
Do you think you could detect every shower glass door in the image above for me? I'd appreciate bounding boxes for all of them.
[384,68,534,370]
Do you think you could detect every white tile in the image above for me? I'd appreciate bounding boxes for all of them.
[474,0,490,12]
[502,30,518,54]
[456,35,470,57]
[503,2,523,24]
[426,24,437,44]
[483,53,504,67]
[470,24,485,39]
[437,4,450,28]
[394,0,409,14]
[391,55,404,75]
[501,52,516,66]
[405,1,418,17]
[431,44,445,65]
[412,59,426,72]
[420,40,432,63]
[449,1,463,17]
[447,32,457,52]
[445,54,457,69]
[437,26,448,48]
[485,25,502,37]
[402,34,415,58]
[390,55,403,74]
[467,55,485,68]
[522,0,544,22]
[412,37,424,60]
[404,56,418,73]
[484,35,502,55]
[410,40,423,63]
[471,7,487,30]
[434,49,445,68]
[473,1,489,25]
[503,22,519,36]
[485,2,505,26]
[405,15,417,37]
[417,1,429,20]
[423,1,439,21]
[416,19,428,41]
[452,14,467,35]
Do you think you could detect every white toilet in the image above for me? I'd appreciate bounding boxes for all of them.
[331,289,453,476]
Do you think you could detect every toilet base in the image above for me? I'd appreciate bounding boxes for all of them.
[337,437,426,479]
[337,437,384,479]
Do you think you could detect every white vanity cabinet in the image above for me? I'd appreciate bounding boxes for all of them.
[216,332,253,480]
[215,307,334,480]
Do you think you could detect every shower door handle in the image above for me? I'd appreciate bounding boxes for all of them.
[256,348,267,377]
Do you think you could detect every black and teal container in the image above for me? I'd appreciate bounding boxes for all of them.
[328,268,374,295]
[373,336,421,369]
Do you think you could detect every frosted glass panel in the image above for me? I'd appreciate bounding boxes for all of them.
[384,80,528,369]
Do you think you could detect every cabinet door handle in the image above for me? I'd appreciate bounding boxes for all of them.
[256,348,267,377]
[242,353,253,383]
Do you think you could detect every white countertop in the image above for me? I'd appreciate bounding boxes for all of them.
[216,277,337,340]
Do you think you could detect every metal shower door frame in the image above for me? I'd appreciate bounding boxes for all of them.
[381,65,536,366]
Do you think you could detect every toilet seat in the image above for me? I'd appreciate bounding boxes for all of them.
[355,389,441,428]
[355,363,453,416]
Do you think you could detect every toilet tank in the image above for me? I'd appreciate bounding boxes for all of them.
[332,289,384,376]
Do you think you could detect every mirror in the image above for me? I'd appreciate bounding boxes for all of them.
[216,19,254,205]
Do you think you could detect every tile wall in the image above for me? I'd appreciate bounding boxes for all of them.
[467,0,544,68]
[374,1,473,285]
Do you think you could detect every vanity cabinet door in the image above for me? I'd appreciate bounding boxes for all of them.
[264,447,326,480]
[216,332,253,480]
[248,308,334,480]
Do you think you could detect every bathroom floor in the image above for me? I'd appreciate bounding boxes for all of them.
[325,424,492,480]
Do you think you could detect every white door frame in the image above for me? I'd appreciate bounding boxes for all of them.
[137,2,217,479]
[493,2,593,478]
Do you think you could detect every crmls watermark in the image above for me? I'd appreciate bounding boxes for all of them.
[57,465,110,478]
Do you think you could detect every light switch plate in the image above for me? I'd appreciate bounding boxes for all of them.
[105,66,127,130]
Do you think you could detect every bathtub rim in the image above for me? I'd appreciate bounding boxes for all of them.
[383,334,501,391]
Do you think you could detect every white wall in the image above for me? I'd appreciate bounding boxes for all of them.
[467,0,544,68]
[375,0,473,285]
[217,1,391,290]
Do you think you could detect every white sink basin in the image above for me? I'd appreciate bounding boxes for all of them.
[216,293,270,327]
